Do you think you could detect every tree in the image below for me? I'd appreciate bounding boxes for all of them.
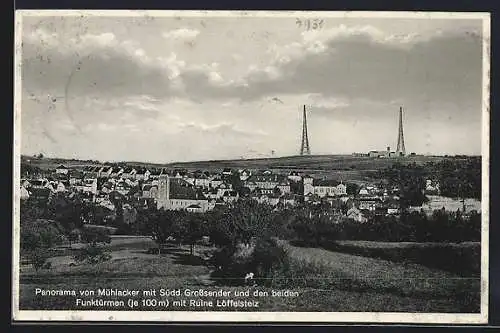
[20,219,66,271]
[345,183,360,196]
[73,227,112,264]
[171,212,208,256]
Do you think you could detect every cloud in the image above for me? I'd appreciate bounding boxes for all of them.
[219,25,483,115]
[21,28,215,100]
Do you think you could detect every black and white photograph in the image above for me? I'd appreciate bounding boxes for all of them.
[12,10,490,323]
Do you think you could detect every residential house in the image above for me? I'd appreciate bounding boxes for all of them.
[222,190,239,204]
[173,169,187,178]
[425,179,441,195]
[184,173,196,186]
[20,186,30,200]
[277,180,291,194]
[239,169,252,181]
[287,171,302,182]
[69,170,84,185]
[142,184,159,199]
[279,193,297,207]
[358,187,370,196]
[110,167,123,178]
[124,178,139,187]
[99,166,113,178]
[304,177,347,197]
[194,174,210,188]
[149,169,162,179]
[121,167,137,179]
[356,196,382,211]
[222,168,232,176]
[205,188,219,200]
[21,179,31,188]
[216,183,233,197]
[55,164,69,175]
[74,177,98,195]
[209,175,224,188]
[101,181,114,194]
[98,198,116,211]
[135,168,150,181]
[243,181,258,192]
[56,181,68,192]
[114,181,131,196]
[247,174,281,190]
[313,179,347,197]
[386,199,400,215]
[254,193,280,206]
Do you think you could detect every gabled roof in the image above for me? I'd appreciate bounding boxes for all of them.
[56,164,68,169]
[169,178,206,200]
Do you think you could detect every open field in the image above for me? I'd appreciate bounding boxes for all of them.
[18,237,479,312]
[21,154,459,183]
[22,154,453,172]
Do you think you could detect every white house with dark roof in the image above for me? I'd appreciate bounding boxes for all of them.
[304,177,346,198]
[20,185,30,200]
[121,167,137,179]
[246,174,282,190]
[209,175,224,188]
[99,166,113,178]
[194,174,210,188]
[55,164,69,175]
[239,169,252,181]
[135,168,150,181]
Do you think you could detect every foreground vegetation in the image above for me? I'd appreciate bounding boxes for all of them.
[19,239,479,312]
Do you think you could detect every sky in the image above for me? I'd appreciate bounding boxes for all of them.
[18,12,487,163]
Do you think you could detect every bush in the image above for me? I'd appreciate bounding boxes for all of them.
[73,244,112,265]
[28,249,51,271]
[210,237,291,287]
[81,227,111,245]
[251,238,290,286]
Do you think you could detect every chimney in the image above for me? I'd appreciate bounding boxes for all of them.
[387,146,390,152]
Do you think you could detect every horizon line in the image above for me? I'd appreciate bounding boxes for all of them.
[20,152,482,166]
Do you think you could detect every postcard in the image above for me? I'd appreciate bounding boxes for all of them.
[12,10,490,323]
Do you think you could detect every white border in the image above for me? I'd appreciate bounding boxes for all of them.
[12,10,491,324]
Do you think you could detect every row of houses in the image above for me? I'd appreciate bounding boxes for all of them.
[23,163,410,222]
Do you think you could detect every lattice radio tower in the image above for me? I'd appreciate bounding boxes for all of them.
[300,105,311,156]
[396,106,406,156]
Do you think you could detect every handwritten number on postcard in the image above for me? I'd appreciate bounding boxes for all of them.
[296,18,324,30]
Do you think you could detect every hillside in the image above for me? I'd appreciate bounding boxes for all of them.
[20,154,458,183]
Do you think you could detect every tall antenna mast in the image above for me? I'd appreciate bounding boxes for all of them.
[300,105,311,156]
[396,106,406,156]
